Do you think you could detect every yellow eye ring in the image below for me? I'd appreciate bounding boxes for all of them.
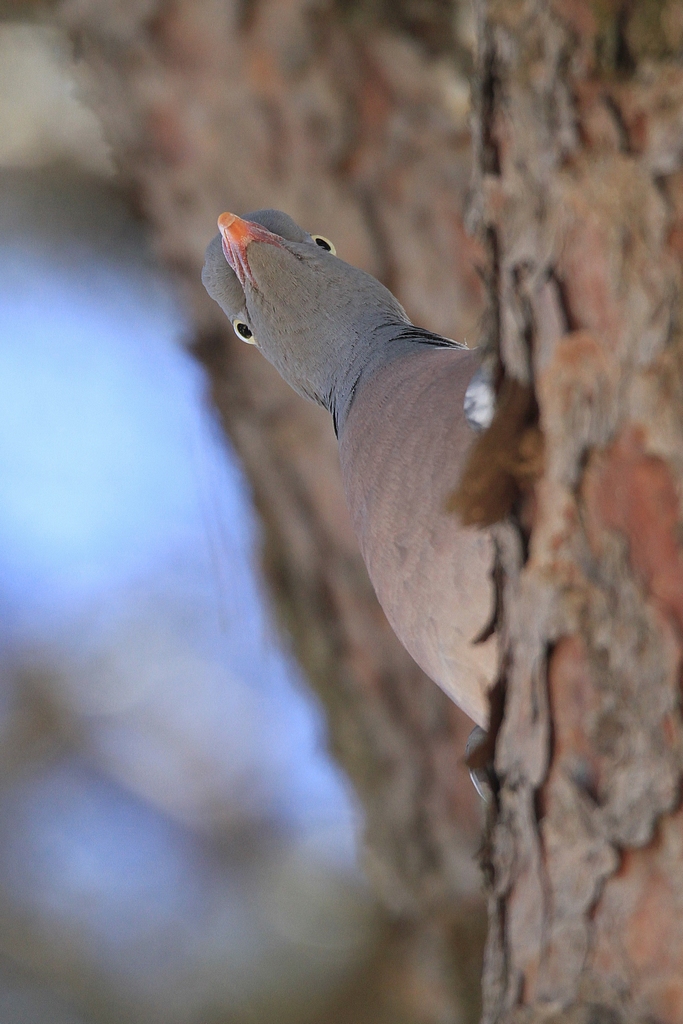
[232,319,257,345]
[311,235,336,255]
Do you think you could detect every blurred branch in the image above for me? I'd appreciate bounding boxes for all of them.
[0,2,58,21]
[46,0,489,1019]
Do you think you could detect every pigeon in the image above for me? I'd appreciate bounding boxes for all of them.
[203,209,497,727]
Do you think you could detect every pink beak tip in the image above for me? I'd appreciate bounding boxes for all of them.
[217,212,237,234]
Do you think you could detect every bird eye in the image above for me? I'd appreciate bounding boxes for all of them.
[312,235,336,255]
[232,319,256,344]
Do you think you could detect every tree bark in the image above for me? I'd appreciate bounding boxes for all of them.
[465,2,683,1021]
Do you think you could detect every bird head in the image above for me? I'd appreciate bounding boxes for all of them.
[202,209,409,425]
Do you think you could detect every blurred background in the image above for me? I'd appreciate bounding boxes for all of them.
[0,4,486,1023]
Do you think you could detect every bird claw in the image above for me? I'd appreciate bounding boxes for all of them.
[466,725,493,804]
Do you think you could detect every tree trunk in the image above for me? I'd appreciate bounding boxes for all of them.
[466,2,683,1021]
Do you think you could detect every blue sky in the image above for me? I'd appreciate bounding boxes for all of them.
[0,212,204,621]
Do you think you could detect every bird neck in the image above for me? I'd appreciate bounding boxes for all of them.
[330,321,463,436]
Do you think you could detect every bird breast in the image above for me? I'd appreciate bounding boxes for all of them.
[338,346,497,727]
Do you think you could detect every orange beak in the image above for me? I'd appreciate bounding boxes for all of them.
[217,212,283,288]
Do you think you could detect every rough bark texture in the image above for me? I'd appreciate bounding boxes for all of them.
[47,0,489,1018]
[465,2,683,1021]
